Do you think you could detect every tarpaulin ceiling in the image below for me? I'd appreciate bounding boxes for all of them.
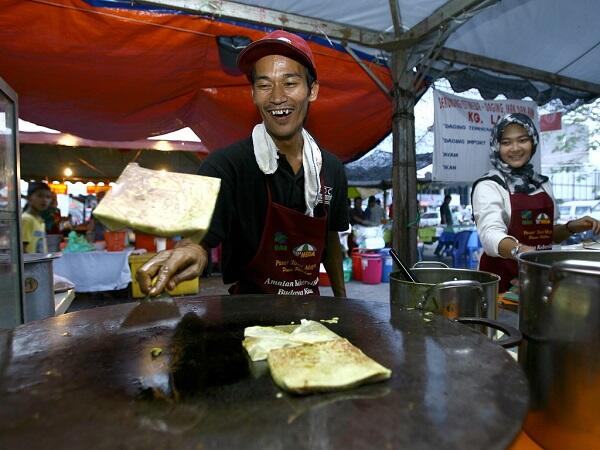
[345,150,433,189]
[0,0,393,161]
[225,0,600,104]
[435,0,600,104]
[20,139,202,182]
[19,130,207,181]
[1,0,599,164]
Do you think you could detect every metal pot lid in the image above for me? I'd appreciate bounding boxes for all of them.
[0,295,528,450]
[23,252,62,263]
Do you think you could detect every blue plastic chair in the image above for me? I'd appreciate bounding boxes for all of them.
[435,230,455,257]
[452,230,472,268]
[466,231,482,269]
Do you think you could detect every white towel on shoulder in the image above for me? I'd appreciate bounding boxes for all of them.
[252,123,322,217]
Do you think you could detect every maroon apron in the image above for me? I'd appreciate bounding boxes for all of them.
[229,178,328,295]
[480,191,554,293]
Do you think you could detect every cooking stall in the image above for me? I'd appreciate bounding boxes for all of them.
[0,75,26,328]
[0,77,69,327]
[0,294,529,449]
[1,1,600,447]
[388,250,600,449]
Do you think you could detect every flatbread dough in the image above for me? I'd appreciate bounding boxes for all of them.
[93,162,220,239]
[243,319,340,362]
[267,338,392,394]
[243,320,391,394]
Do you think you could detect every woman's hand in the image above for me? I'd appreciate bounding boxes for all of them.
[498,237,535,259]
[566,216,600,235]
[517,243,536,255]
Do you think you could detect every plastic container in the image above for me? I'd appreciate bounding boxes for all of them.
[319,272,331,286]
[129,253,199,298]
[154,237,167,252]
[351,248,363,281]
[361,252,382,285]
[104,230,126,252]
[342,257,352,282]
[134,232,176,252]
[318,263,331,286]
[380,248,393,282]
[134,232,156,252]
[46,234,63,252]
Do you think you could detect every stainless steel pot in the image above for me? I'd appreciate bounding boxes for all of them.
[518,250,600,450]
[389,262,520,345]
[390,261,500,320]
[23,253,60,322]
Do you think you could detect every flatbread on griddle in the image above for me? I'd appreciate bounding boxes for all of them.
[267,338,392,394]
[242,320,340,362]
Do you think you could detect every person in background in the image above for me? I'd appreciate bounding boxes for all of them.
[472,113,600,292]
[350,197,370,226]
[41,192,61,234]
[89,190,107,242]
[137,30,349,297]
[22,182,52,253]
[439,195,453,228]
[364,195,373,220]
[367,197,385,225]
[60,214,74,236]
[434,194,454,257]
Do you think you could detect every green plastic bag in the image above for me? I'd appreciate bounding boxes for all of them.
[63,231,96,253]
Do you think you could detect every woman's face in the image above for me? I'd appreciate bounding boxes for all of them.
[499,123,533,169]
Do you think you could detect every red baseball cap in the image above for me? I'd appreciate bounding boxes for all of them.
[237,30,317,80]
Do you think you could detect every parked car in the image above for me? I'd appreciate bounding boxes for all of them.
[557,200,600,224]
[419,211,441,227]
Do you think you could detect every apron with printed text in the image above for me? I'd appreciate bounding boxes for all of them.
[229,178,328,295]
[480,191,554,293]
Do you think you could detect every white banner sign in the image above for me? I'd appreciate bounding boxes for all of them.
[432,90,540,183]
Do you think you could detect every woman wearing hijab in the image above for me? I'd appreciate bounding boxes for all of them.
[472,113,600,292]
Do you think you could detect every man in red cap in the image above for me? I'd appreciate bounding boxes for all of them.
[137,30,349,297]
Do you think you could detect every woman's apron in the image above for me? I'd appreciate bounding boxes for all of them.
[480,191,554,293]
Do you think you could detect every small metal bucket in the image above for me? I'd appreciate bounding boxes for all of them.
[390,261,500,320]
[389,261,519,344]
[23,253,60,322]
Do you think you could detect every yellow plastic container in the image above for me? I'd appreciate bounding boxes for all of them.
[418,226,437,244]
[129,253,200,298]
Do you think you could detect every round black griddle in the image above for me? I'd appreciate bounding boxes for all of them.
[0,295,528,450]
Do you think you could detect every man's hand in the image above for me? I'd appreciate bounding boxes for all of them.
[323,231,346,298]
[136,241,208,296]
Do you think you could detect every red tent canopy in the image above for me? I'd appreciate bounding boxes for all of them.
[0,0,393,161]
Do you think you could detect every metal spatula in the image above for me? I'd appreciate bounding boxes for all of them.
[121,292,180,329]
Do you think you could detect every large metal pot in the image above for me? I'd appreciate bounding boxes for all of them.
[390,261,501,320]
[518,250,600,450]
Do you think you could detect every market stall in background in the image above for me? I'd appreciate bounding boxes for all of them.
[1,1,600,449]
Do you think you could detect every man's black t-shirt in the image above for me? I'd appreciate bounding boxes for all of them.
[198,137,349,284]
